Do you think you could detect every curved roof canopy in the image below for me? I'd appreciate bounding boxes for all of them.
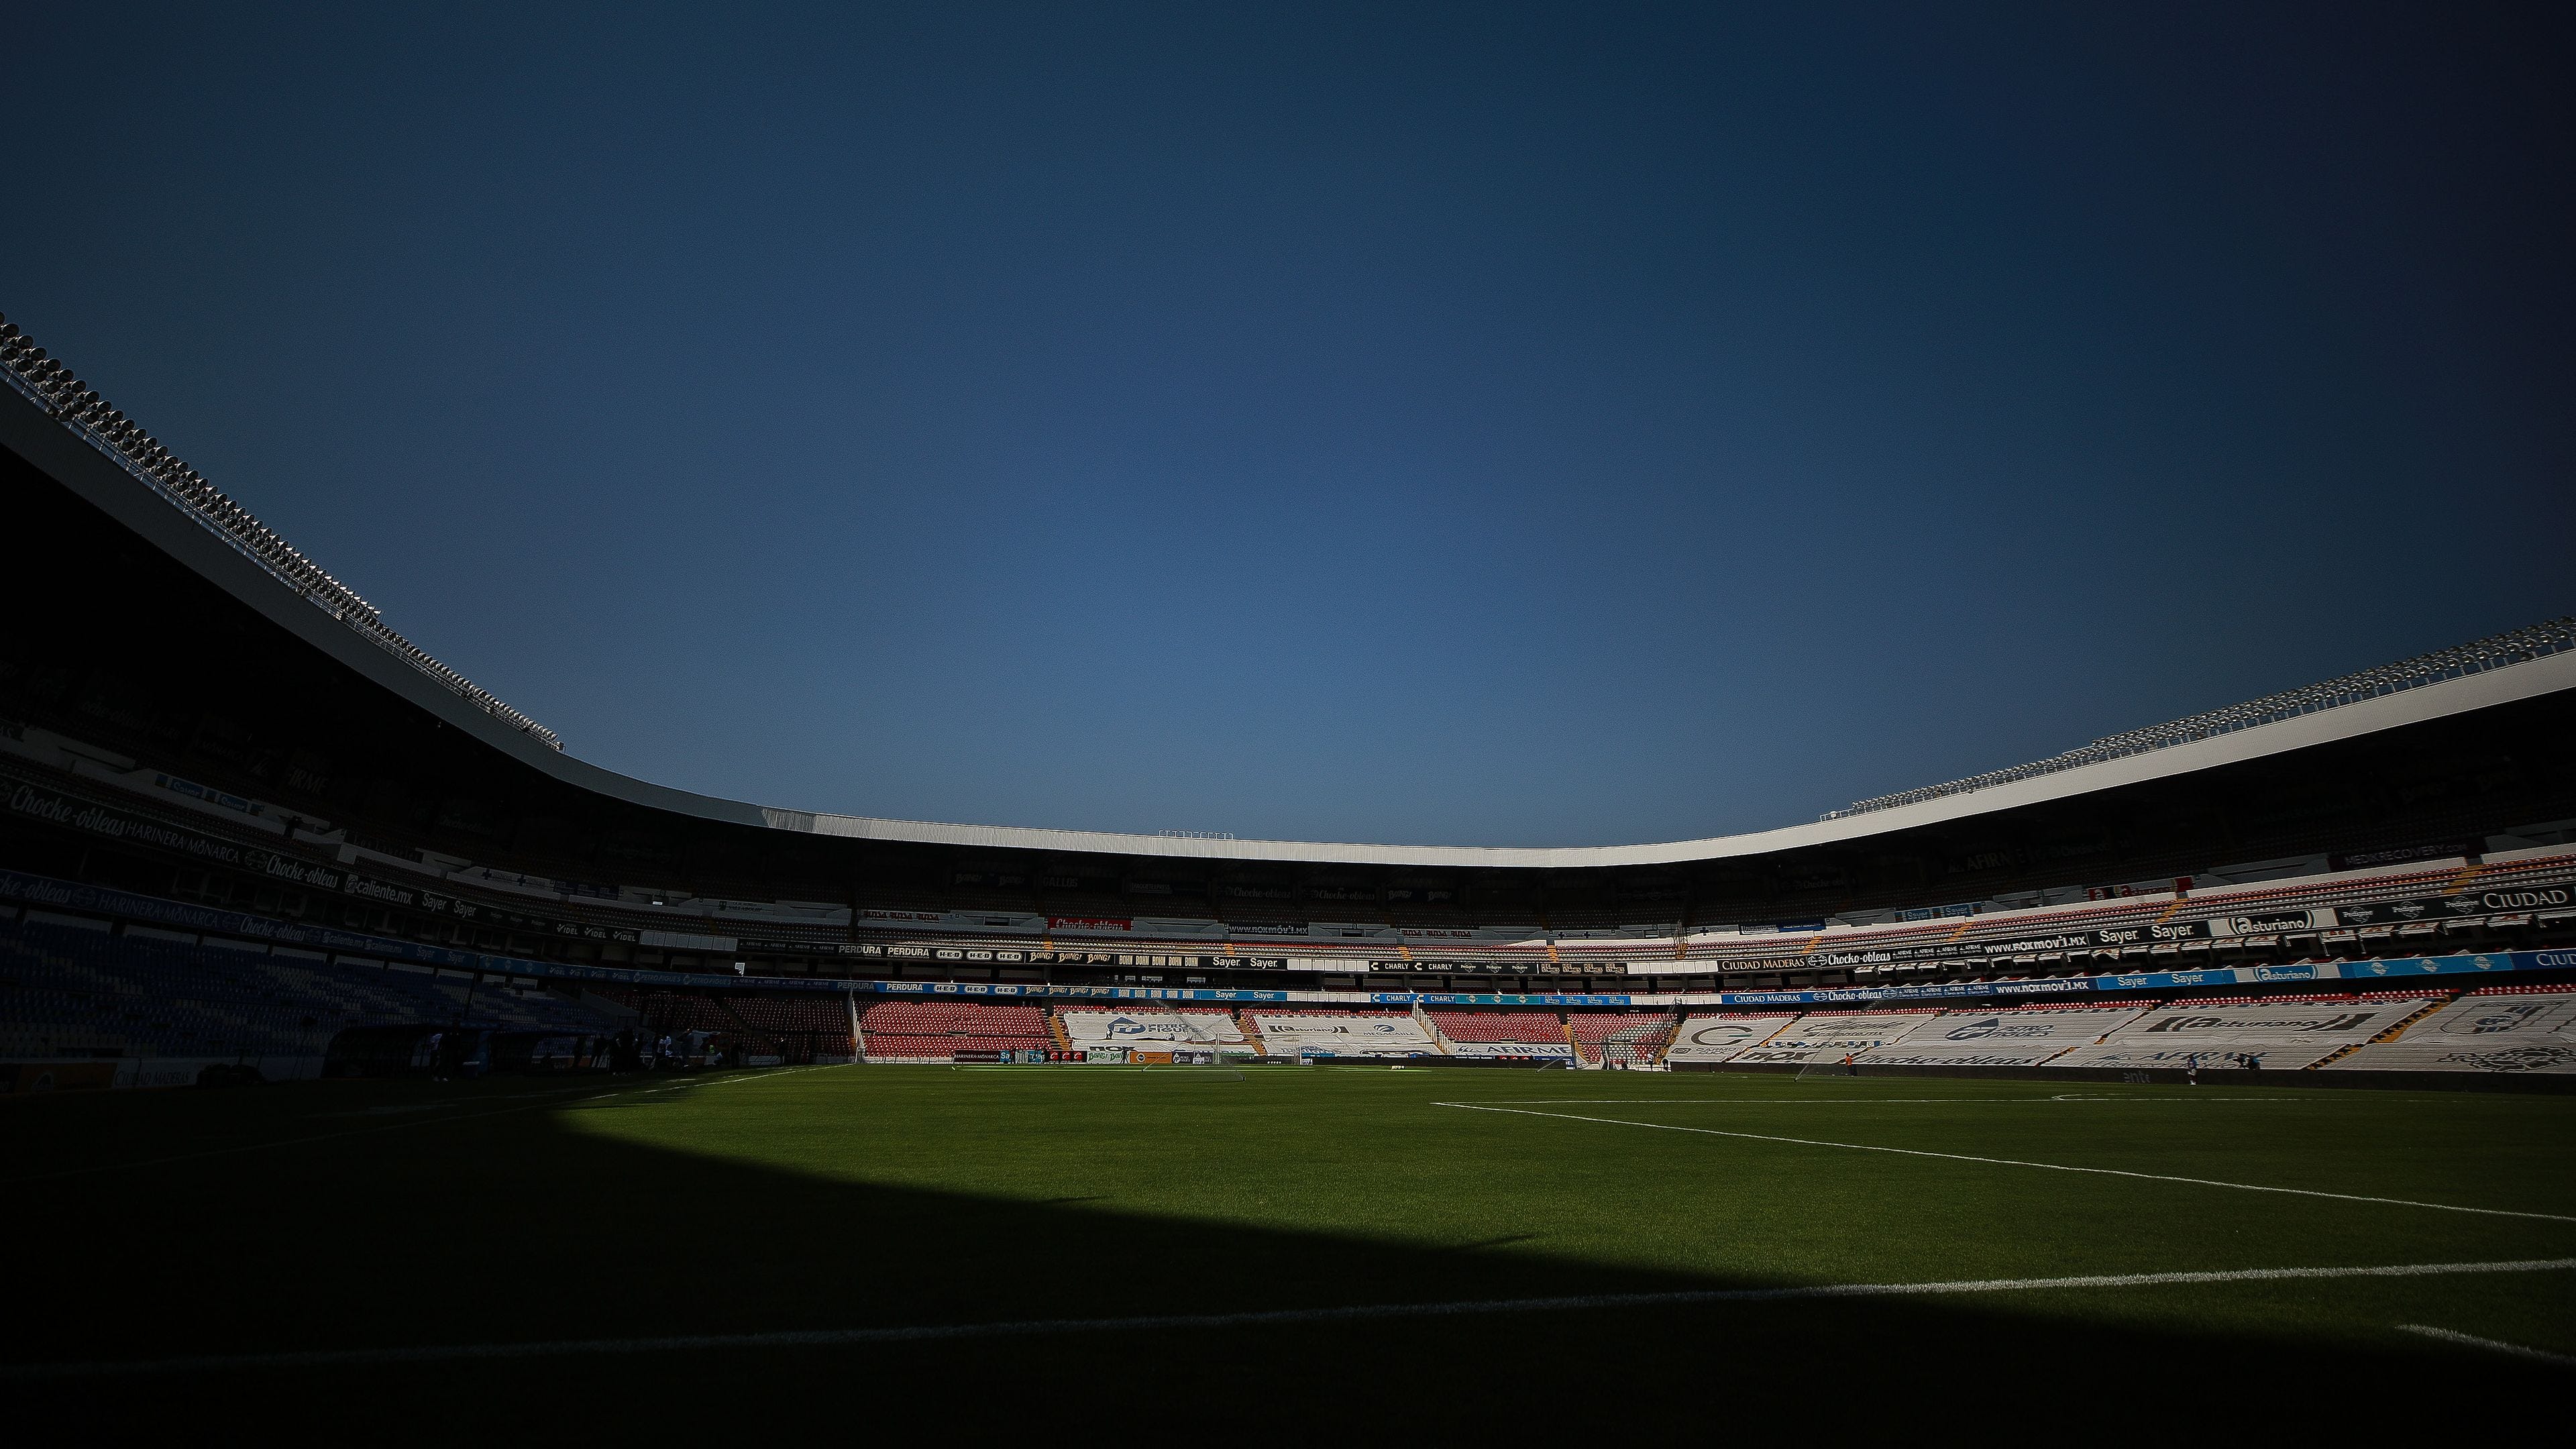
[8,307,2572,874]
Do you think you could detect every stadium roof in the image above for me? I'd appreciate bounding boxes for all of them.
[10,307,2573,872]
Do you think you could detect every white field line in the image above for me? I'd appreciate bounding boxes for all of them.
[3,1068,818,1185]
[1433,1102,2576,1225]
[1474,1096,2316,1106]
[9,1257,2570,1381]
[2397,1324,2576,1366]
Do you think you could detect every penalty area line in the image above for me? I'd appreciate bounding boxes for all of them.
[2396,1324,2576,1367]
[7,1258,2571,1381]
[1432,1101,2576,1225]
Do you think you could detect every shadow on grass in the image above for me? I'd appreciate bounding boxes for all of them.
[5,1073,2564,1438]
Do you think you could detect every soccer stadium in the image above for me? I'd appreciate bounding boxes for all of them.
[10,9,2576,1434]
[6,302,2575,1422]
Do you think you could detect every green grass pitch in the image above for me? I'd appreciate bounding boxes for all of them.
[9,1063,2574,1436]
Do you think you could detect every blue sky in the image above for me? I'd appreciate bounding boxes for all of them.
[9,3,2571,845]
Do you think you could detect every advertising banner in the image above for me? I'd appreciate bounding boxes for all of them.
[2337,885,2571,926]
[1808,920,2218,970]
[1390,991,1639,1007]
[2328,840,2483,871]
[3,779,250,867]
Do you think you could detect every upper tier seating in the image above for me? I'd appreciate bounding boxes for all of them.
[2326,987,2576,1074]
[2057,994,2447,1071]
[1854,1004,2152,1067]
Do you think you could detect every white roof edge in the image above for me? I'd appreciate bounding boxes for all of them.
[769,648,2576,867]
[19,381,2572,871]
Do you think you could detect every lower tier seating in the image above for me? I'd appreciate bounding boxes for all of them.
[1248,1010,1440,1056]
[858,1000,1050,1060]
[1570,1012,1678,1065]
[1663,1012,1802,1064]
[1855,1004,2151,1068]
[1726,1010,1943,1065]
[2328,987,2576,1074]
[1425,1010,1571,1059]
[1057,1008,1246,1051]
[0,917,612,1071]
[2054,994,2446,1071]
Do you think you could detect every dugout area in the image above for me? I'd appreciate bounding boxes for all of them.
[6,1064,2572,1438]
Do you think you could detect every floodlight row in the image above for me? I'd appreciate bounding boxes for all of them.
[0,310,564,751]
[1825,616,2576,820]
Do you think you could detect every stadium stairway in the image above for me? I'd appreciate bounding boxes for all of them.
[2309,994,2458,1069]
[1631,1016,1680,1067]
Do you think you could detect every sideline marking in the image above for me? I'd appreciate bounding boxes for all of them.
[1433,1102,2576,1224]
[9,1258,2569,1381]
[3,1068,820,1185]
[1474,1096,2313,1106]
[2398,1324,2576,1366]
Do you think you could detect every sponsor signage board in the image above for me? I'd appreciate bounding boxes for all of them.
[2328,840,2483,871]
[1809,919,2215,970]
[2337,886,2570,926]
[1383,991,1640,1007]
[6,779,252,867]
[1804,907,2349,973]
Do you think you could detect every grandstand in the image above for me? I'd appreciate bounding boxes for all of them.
[2051,994,2447,1071]
[1662,1012,1801,1064]
[857,1000,1051,1063]
[1725,1011,1942,1065]
[0,913,616,1086]
[5,303,2575,1036]
[1569,1011,1678,1067]
[7,302,2576,1417]
[1426,1009,1575,1060]
[1851,1004,2153,1069]
[2330,986,2576,1075]
[1057,1006,1247,1057]
[1248,1009,1441,1058]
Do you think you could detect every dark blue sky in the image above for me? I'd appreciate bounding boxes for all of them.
[10,4,2571,845]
